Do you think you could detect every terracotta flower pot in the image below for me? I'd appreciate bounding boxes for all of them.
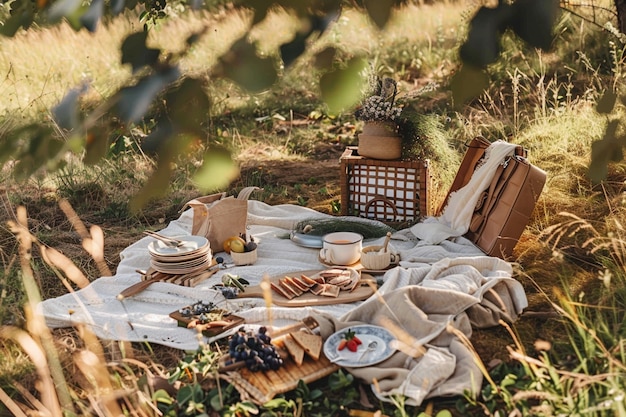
[358,122,402,160]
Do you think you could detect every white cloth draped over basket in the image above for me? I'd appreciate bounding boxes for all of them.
[37,141,528,407]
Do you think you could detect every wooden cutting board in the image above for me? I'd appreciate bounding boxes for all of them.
[221,322,339,404]
[224,353,339,404]
[236,270,376,307]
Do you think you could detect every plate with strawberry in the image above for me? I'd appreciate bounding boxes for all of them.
[323,324,395,368]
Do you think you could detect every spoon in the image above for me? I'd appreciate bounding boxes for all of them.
[358,340,378,360]
[380,232,392,254]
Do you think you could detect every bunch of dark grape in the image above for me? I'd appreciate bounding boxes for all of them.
[239,233,258,252]
[216,286,240,299]
[227,326,283,372]
[178,300,218,317]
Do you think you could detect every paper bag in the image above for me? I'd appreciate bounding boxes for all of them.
[181,187,259,252]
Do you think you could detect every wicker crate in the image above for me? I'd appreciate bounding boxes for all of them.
[340,147,431,228]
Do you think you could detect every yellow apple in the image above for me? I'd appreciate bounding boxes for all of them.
[229,237,247,253]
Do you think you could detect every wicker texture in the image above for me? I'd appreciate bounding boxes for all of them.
[358,121,402,160]
[231,249,258,265]
[340,147,431,227]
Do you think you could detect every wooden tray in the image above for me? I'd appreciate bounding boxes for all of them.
[221,330,339,404]
[169,309,244,338]
[236,270,376,307]
[317,254,399,275]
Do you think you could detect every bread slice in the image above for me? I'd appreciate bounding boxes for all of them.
[320,283,340,298]
[283,334,305,365]
[286,276,310,293]
[290,331,322,361]
[270,281,294,299]
[279,278,302,297]
[299,274,318,287]
[309,283,325,295]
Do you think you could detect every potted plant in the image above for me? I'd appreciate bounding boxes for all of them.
[354,75,404,160]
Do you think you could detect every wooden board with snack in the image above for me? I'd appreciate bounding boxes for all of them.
[236,269,376,307]
[219,318,339,404]
[169,300,245,338]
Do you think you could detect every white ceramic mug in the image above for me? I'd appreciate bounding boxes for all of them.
[360,245,399,270]
[320,232,363,266]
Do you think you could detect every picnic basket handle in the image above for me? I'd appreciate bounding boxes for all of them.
[364,196,399,220]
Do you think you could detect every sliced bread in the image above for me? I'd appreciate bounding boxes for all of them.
[283,334,305,366]
[290,330,322,361]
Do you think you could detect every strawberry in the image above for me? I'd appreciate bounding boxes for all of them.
[347,339,359,352]
[337,328,362,353]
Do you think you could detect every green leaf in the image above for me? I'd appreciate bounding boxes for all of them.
[460,5,511,68]
[251,0,274,25]
[319,57,368,113]
[111,0,126,15]
[450,64,489,108]
[209,391,224,411]
[596,90,617,114]
[236,401,259,413]
[314,47,337,70]
[117,66,181,124]
[141,120,176,154]
[280,12,338,67]
[192,147,239,193]
[130,148,175,212]
[121,32,161,73]
[186,28,208,47]
[152,389,175,406]
[52,83,88,130]
[83,128,110,165]
[363,0,395,29]
[47,0,81,22]
[589,120,621,183]
[79,0,103,32]
[13,132,65,180]
[511,0,559,51]
[0,9,32,37]
[214,37,278,93]
[0,134,21,164]
[280,33,308,67]
[165,77,211,134]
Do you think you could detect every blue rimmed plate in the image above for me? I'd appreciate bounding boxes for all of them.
[323,324,396,368]
[290,231,323,248]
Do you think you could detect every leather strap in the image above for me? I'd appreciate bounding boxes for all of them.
[469,156,518,234]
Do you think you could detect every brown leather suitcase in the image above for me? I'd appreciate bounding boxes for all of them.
[443,137,546,259]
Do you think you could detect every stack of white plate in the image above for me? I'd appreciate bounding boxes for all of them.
[147,235,212,275]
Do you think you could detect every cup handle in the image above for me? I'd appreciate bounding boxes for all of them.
[320,248,334,264]
[390,253,400,263]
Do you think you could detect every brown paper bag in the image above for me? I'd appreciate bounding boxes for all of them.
[181,187,259,252]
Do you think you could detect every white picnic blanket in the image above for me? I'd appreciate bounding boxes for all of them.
[37,140,528,406]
